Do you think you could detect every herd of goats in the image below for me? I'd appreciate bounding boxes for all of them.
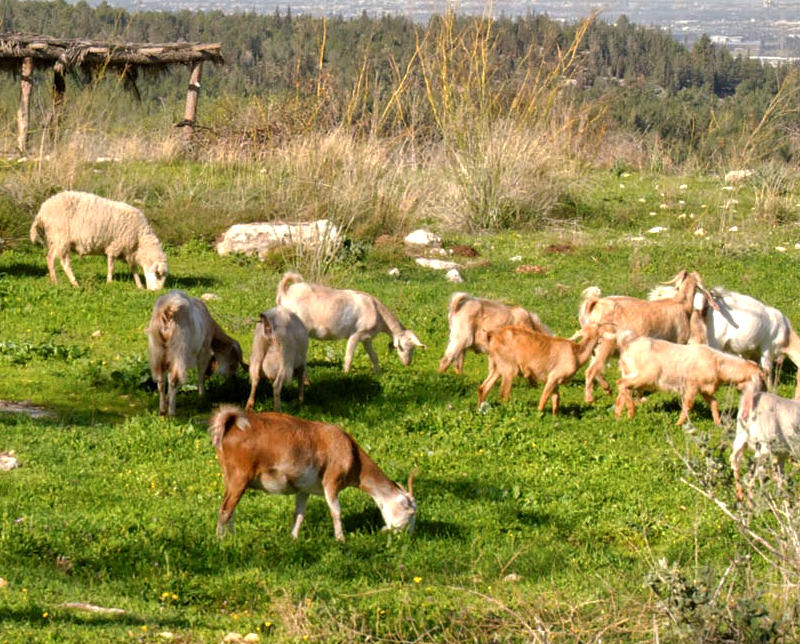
[23,190,800,539]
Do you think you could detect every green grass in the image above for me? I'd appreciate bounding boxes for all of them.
[1,172,800,642]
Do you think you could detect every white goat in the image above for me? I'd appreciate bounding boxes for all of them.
[650,285,800,397]
[276,272,424,373]
[30,191,168,290]
[580,270,716,403]
[732,386,800,500]
[246,306,309,412]
[211,405,417,541]
[147,290,246,416]
[614,330,764,425]
[438,292,552,375]
[477,324,604,414]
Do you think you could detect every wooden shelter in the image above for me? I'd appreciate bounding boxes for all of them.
[0,33,225,152]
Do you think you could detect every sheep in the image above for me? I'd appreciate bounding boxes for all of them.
[579,270,716,403]
[147,290,246,416]
[732,386,800,501]
[30,191,168,290]
[477,323,605,414]
[211,405,417,541]
[438,292,552,375]
[275,272,424,374]
[650,285,800,397]
[614,330,765,426]
[246,306,309,412]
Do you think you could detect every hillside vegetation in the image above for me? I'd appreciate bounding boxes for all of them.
[1,2,800,643]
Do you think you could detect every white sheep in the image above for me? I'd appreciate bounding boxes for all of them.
[30,191,168,290]
[246,306,309,412]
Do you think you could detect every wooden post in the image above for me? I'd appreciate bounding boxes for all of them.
[17,57,34,154]
[51,65,66,136]
[181,60,203,139]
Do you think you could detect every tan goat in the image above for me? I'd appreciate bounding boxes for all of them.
[147,290,246,416]
[477,324,604,414]
[580,270,717,403]
[211,406,417,541]
[614,331,765,425]
[246,306,309,413]
[438,292,552,375]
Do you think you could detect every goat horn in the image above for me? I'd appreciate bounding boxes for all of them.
[661,269,687,286]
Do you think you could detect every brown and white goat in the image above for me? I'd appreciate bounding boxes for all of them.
[276,272,424,374]
[438,292,552,375]
[614,330,765,425]
[211,405,417,541]
[147,290,246,416]
[477,324,604,414]
[246,306,309,412]
[579,270,717,403]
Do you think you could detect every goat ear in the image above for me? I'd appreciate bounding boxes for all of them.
[409,332,425,349]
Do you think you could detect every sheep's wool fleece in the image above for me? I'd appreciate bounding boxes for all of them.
[34,191,161,258]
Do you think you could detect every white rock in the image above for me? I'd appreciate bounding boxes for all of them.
[509,255,523,262]
[728,226,739,232]
[694,228,705,236]
[647,226,667,234]
[243,635,260,643]
[404,229,442,247]
[679,184,688,189]
[445,268,464,283]
[216,221,339,259]
[387,267,400,277]
[415,257,461,271]
[0,452,20,471]
[724,169,754,183]
[776,246,787,252]
[200,293,221,301]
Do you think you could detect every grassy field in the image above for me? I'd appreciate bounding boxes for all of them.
[1,169,800,642]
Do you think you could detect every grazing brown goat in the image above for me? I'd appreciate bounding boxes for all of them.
[211,406,417,541]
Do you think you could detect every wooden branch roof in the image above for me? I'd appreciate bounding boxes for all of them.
[0,33,224,75]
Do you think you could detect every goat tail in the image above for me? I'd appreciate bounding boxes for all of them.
[29,215,44,244]
[447,292,470,321]
[578,286,602,327]
[276,272,304,304]
[210,405,251,450]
